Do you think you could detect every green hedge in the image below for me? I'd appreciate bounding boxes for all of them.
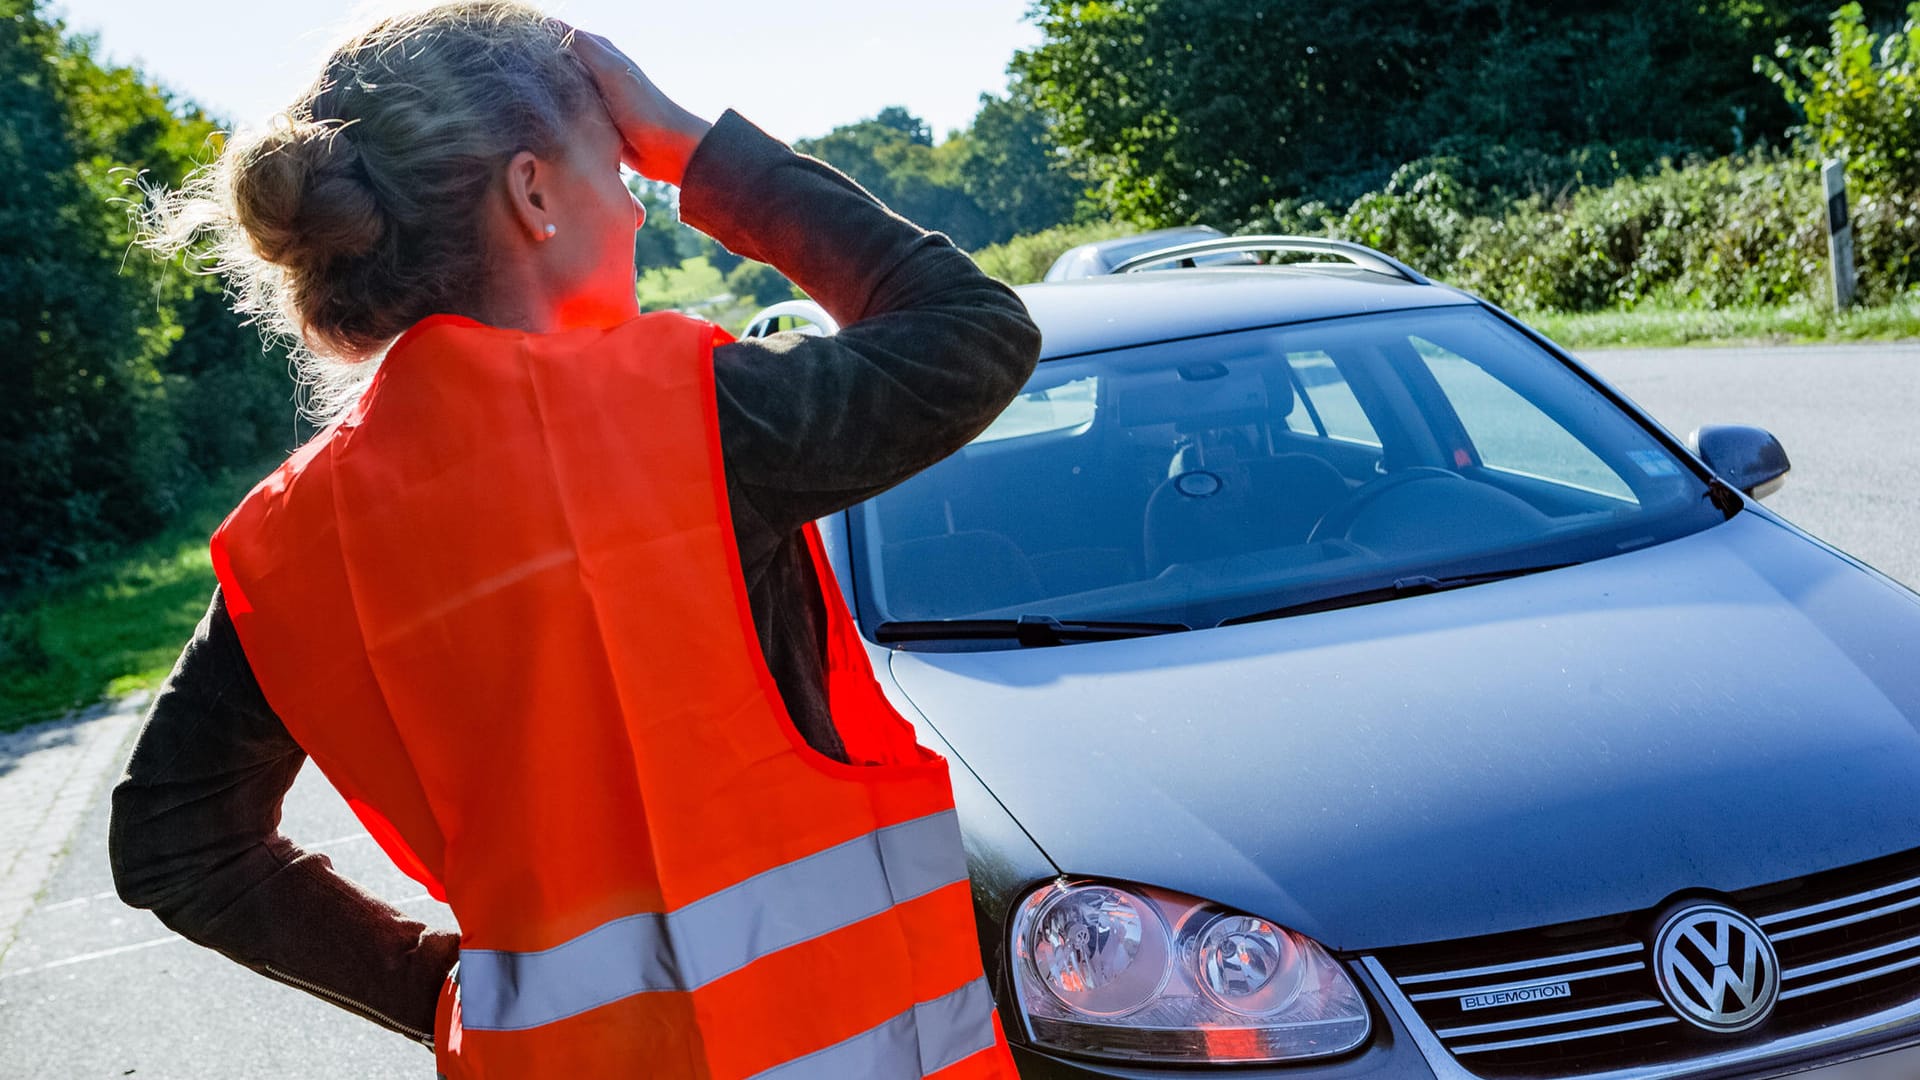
[1321,153,1918,313]
[980,153,1919,315]
[970,220,1144,286]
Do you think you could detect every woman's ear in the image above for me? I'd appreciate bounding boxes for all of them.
[501,149,553,244]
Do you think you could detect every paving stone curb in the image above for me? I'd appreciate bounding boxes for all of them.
[0,693,148,965]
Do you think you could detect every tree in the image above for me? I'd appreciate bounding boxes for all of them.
[1761,2,1920,196]
[796,110,921,202]
[725,261,796,306]
[0,1,289,591]
[0,2,153,588]
[791,98,1095,250]
[796,108,995,249]
[957,86,1087,239]
[1012,0,1876,227]
[872,105,932,147]
[629,178,683,273]
[60,32,289,514]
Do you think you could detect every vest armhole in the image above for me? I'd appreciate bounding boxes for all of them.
[210,534,253,616]
[691,320,949,784]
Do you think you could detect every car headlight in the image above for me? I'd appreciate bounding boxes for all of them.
[1009,879,1371,1064]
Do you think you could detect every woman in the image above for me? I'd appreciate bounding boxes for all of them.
[110,4,1038,1076]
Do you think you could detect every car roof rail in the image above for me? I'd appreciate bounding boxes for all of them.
[1106,234,1433,285]
[741,299,839,339]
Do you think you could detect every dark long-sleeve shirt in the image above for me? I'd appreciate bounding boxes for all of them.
[107,110,1041,1045]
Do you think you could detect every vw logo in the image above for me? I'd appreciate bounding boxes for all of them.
[1652,903,1780,1033]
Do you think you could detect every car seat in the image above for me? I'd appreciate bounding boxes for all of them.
[1143,448,1351,572]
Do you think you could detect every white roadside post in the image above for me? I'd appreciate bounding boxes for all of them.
[1823,160,1858,310]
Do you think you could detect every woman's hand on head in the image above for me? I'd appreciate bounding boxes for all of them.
[564,26,713,187]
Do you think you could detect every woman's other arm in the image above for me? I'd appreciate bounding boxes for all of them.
[108,591,456,1044]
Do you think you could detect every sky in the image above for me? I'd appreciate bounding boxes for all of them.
[48,0,1044,144]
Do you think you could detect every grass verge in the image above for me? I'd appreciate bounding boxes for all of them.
[636,255,726,310]
[0,464,273,733]
[1527,297,1920,349]
[634,255,766,336]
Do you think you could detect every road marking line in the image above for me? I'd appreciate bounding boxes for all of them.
[3,890,436,980]
[37,889,120,913]
[0,699,146,967]
[0,934,181,979]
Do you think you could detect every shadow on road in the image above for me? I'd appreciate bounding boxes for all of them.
[0,699,131,784]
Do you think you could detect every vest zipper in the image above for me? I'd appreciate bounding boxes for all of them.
[261,962,433,1046]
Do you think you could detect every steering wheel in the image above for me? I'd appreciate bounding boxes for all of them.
[1307,466,1460,545]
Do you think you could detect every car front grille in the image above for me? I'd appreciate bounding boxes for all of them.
[1366,847,1920,1078]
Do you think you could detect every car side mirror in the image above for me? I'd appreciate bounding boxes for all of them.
[1688,425,1790,500]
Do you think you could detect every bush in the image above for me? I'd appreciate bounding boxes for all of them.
[1461,156,1831,311]
[1336,161,1475,277]
[976,151,1920,313]
[1761,2,1920,197]
[1855,187,1920,289]
[969,220,1143,285]
[0,610,51,675]
[1308,152,1920,313]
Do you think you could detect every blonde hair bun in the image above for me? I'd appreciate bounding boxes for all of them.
[233,121,388,270]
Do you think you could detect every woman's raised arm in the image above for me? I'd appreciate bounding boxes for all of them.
[686,112,1042,538]
[570,34,1042,540]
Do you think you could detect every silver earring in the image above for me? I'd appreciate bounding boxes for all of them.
[542,223,557,240]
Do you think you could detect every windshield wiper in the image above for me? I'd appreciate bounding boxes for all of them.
[1220,564,1577,627]
[873,614,1192,647]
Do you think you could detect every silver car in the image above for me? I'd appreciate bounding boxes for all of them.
[746,236,1920,1080]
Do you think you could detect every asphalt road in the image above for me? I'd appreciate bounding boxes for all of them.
[1581,343,1920,590]
[0,343,1914,1079]
[0,764,451,1079]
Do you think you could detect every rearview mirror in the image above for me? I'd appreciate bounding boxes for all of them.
[1688,425,1790,500]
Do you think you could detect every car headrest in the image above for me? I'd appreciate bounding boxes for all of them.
[1116,367,1276,432]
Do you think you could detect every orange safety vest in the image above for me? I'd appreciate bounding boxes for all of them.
[210,312,1016,1079]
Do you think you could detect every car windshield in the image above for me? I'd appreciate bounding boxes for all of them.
[848,306,1722,643]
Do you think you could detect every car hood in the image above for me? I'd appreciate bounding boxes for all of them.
[886,513,1920,951]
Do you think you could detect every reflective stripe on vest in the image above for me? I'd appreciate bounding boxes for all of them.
[749,977,998,1080]
[459,809,966,1031]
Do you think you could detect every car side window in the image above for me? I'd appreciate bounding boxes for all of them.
[1285,351,1381,447]
[1411,337,1635,501]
